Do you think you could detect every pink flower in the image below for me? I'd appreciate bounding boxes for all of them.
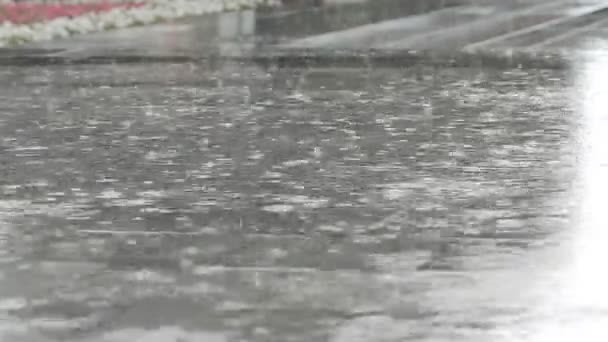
[0,1,145,24]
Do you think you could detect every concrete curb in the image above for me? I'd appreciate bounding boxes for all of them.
[0,48,571,69]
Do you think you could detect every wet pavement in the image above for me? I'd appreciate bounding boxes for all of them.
[13,0,608,61]
[2,54,606,342]
[22,0,459,58]
[3,1,608,342]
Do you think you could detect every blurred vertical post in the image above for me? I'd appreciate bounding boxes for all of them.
[218,8,256,57]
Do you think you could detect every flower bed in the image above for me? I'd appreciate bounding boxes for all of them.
[0,2,145,24]
[0,0,279,46]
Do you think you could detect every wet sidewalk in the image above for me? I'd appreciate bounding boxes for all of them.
[19,0,455,58]
[0,57,590,342]
[9,0,608,64]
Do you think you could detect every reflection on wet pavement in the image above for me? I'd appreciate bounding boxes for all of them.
[0,54,603,341]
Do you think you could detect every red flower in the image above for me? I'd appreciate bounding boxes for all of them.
[0,1,145,24]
